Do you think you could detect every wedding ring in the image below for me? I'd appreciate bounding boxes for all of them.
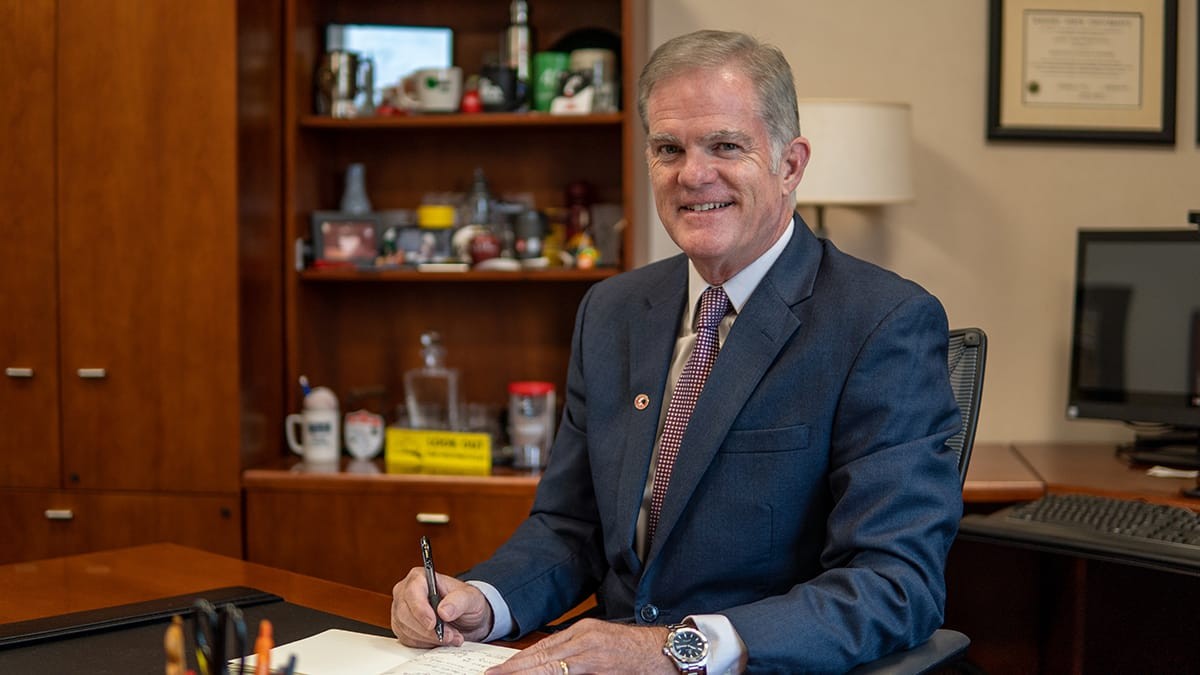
[558,660,570,675]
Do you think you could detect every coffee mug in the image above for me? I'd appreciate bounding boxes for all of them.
[406,67,463,113]
[285,408,340,463]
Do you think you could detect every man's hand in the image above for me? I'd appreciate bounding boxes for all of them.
[485,618,675,675]
[391,567,493,647]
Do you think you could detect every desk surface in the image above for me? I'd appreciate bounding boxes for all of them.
[1016,441,1199,510]
[0,543,393,628]
[962,442,1044,503]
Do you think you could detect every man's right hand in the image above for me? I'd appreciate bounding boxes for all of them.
[391,566,495,647]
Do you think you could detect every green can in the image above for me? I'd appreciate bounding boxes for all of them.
[532,51,570,112]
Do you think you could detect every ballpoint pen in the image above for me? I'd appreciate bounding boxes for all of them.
[193,600,218,675]
[420,535,444,641]
[222,603,247,675]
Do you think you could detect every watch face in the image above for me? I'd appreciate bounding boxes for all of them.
[671,627,708,663]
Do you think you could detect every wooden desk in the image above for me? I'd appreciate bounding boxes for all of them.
[0,542,392,628]
[947,442,1200,674]
[1016,441,1199,509]
[962,442,1044,504]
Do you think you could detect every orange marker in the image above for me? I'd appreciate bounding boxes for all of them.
[253,619,273,675]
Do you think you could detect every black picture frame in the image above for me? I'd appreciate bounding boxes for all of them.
[310,211,381,264]
[987,0,1178,144]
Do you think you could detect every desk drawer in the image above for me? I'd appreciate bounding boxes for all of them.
[0,489,241,564]
[245,481,536,594]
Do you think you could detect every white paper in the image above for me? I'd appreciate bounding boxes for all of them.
[231,629,517,675]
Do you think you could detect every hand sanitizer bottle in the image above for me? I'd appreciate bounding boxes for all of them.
[404,331,461,430]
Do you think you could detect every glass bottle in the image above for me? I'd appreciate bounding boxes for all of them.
[464,167,493,226]
[404,331,461,430]
[340,163,372,214]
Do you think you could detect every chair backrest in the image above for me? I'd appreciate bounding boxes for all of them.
[946,327,987,484]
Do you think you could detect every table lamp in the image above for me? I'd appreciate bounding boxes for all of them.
[793,100,914,238]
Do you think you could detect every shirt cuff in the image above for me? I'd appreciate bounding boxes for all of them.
[467,580,515,642]
[687,614,747,675]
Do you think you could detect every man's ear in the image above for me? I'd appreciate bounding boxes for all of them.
[779,136,810,193]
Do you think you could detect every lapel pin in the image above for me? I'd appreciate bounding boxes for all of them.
[634,394,650,410]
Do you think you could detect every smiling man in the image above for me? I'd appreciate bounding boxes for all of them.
[390,30,963,674]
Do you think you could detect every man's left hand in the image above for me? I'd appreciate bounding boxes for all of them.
[485,618,675,674]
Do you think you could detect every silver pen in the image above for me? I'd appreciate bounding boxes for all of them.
[420,535,444,641]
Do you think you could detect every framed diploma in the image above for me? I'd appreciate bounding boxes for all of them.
[987,0,1178,143]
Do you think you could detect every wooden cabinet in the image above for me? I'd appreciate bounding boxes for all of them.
[0,0,59,490]
[244,463,538,594]
[0,490,241,565]
[0,1,281,560]
[282,0,639,418]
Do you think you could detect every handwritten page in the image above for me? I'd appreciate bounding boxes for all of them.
[231,629,517,675]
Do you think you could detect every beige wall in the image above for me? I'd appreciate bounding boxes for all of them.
[635,0,1199,444]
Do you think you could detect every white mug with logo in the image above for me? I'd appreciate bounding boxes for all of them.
[286,385,340,463]
[404,67,463,113]
[285,409,340,463]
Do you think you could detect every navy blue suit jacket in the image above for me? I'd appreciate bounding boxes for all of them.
[467,217,962,672]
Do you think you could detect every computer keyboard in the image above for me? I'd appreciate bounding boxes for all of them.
[958,493,1200,572]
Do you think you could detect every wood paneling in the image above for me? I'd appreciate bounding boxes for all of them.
[0,0,61,488]
[238,0,288,467]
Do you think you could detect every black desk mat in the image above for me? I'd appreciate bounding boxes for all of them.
[0,588,392,674]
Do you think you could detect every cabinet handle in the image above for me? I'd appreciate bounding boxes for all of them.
[44,509,75,521]
[77,368,107,379]
[416,512,450,525]
[5,367,34,378]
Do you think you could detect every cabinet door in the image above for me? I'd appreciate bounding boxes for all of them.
[0,0,61,488]
[0,488,242,565]
[246,482,537,594]
[55,2,240,492]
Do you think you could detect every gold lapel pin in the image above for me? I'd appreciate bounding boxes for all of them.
[634,394,650,410]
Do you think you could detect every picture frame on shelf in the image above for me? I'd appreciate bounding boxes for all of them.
[311,211,381,265]
[986,0,1178,144]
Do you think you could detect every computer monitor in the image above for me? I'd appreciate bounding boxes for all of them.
[1066,228,1200,467]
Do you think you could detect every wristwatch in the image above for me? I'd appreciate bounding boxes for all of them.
[663,621,709,674]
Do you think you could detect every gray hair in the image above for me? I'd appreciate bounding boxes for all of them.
[637,30,800,167]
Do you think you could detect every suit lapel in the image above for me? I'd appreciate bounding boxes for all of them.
[615,258,688,571]
[646,218,824,563]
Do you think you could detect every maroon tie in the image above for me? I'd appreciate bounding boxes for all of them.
[647,286,730,545]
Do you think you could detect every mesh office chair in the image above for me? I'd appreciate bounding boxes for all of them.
[849,327,988,675]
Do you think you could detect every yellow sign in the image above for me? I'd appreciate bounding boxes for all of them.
[385,427,492,475]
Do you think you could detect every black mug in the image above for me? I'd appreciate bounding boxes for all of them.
[479,64,518,112]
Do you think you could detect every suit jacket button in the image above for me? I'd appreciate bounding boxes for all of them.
[634,394,650,410]
[638,604,659,622]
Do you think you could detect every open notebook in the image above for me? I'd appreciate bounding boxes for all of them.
[230,629,518,675]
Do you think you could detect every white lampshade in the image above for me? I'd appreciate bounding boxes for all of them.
[794,100,914,206]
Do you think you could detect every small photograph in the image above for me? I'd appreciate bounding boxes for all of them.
[311,212,380,264]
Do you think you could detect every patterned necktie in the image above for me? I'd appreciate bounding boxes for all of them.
[647,285,731,545]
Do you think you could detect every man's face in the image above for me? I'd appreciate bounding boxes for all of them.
[645,66,809,284]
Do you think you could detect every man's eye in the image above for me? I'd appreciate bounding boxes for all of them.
[716,142,740,153]
[657,145,681,156]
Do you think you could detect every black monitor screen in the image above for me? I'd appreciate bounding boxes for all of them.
[1067,229,1200,429]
